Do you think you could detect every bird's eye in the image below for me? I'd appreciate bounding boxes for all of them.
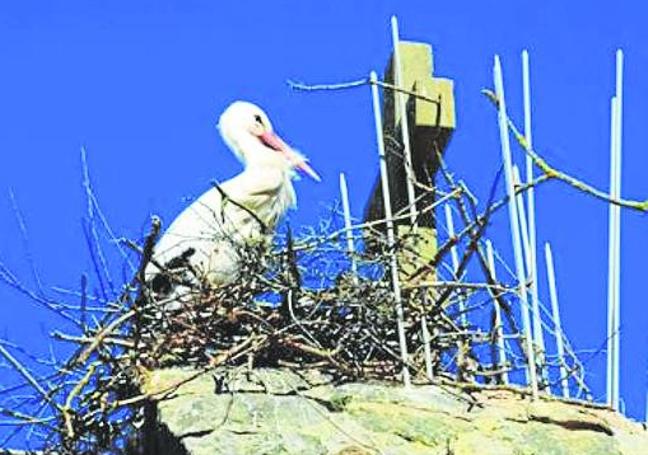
[254,114,264,126]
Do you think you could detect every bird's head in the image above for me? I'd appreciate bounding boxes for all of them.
[218,101,321,181]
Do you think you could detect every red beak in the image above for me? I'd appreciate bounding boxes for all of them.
[259,131,321,182]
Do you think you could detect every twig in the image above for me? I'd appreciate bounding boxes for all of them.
[62,363,97,439]
[482,89,648,211]
[74,309,136,366]
[0,345,60,414]
[287,77,441,106]
[81,147,137,274]
[8,189,46,298]
[210,181,268,234]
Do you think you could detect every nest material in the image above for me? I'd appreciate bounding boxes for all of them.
[138,270,433,381]
[0,192,591,453]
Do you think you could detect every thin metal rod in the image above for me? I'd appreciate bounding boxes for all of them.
[390,17,434,380]
[522,49,544,381]
[486,240,509,385]
[370,70,411,386]
[513,166,546,378]
[493,55,538,399]
[607,49,624,411]
[444,204,467,327]
[544,242,569,398]
[613,49,623,412]
[390,16,418,230]
[339,173,358,280]
[606,96,618,409]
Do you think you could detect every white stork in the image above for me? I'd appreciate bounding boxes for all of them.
[146,101,319,295]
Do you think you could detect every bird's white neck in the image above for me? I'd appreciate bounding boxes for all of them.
[229,134,293,174]
[224,137,296,218]
[221,131,299,228]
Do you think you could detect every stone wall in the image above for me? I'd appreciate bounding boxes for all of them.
[139,368,648,454]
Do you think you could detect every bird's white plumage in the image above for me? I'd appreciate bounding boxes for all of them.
[146,101,316,291]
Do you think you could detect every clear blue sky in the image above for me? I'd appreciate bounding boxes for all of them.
[1,1,647,422]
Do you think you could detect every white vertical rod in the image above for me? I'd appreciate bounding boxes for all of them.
[370,70,411,386]
[607,49,623,411]
[339,173,358,280]
[444,204,467,327]
[513,166,546,378]
[493,55,538,399]
[390,16,419,229]
[522,49,544,381]
[486,240,509,385]
[390,17,434,380]
[606,96,618,408]
[544,242,569,398]
[613,49,624,412]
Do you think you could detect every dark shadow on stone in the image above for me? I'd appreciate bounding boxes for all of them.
[132,400,190,455]
[529,414,615,437]
[178,429,215,440]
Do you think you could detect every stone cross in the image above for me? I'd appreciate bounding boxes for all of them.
[364,41,456,280]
